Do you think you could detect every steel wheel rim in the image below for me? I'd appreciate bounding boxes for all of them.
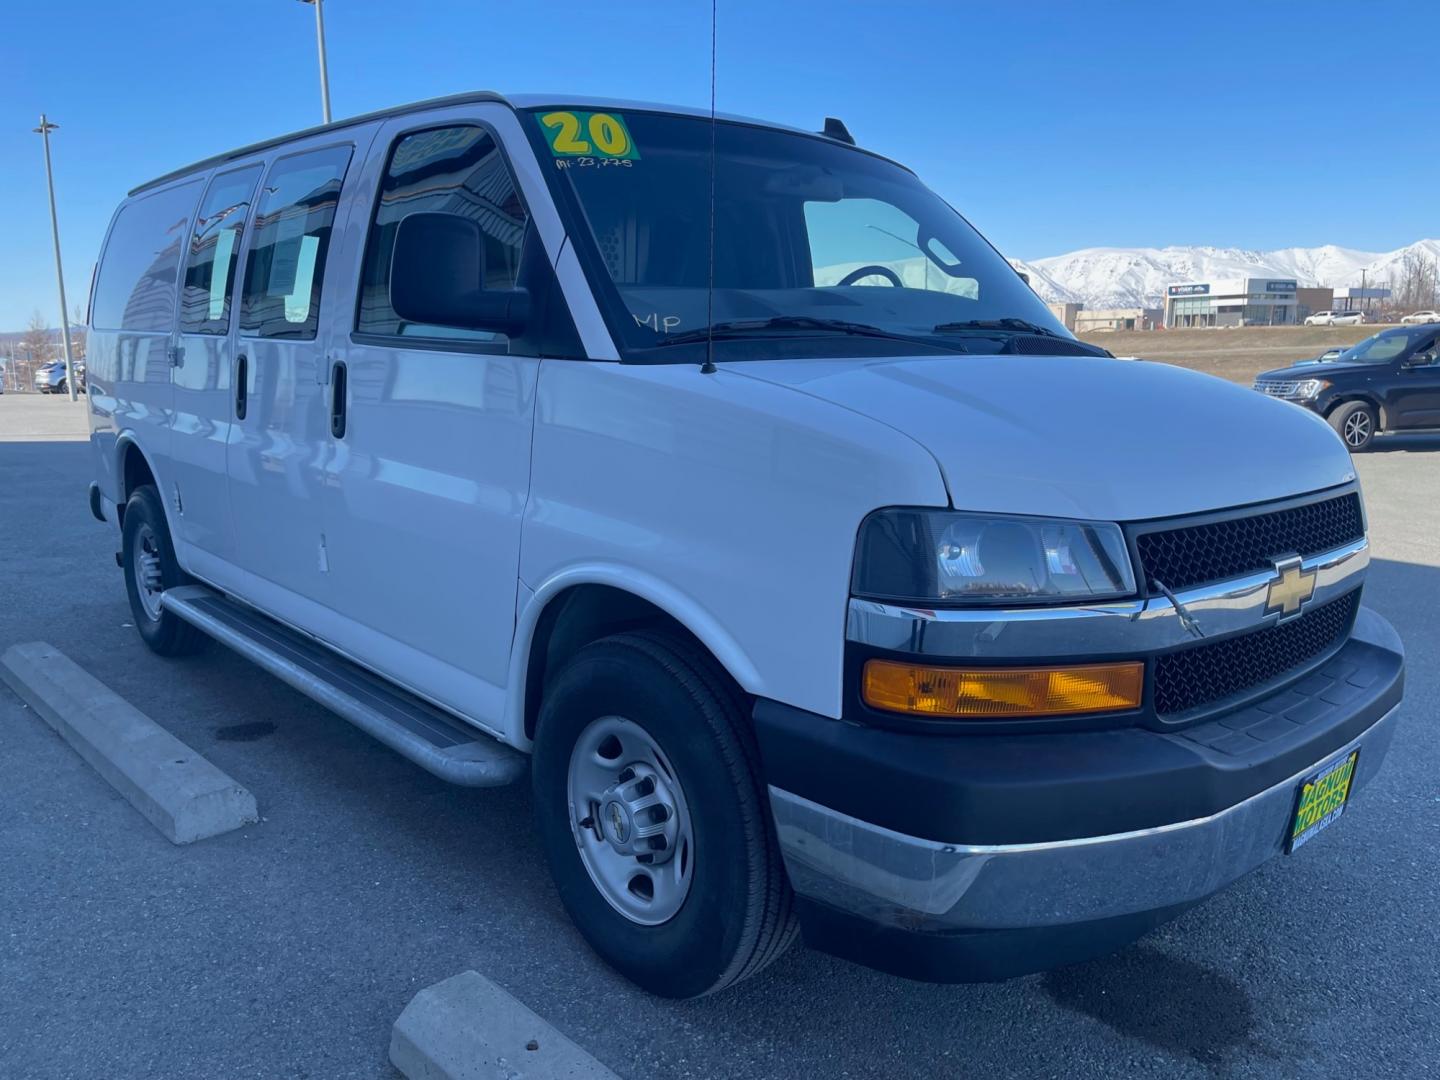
[1343,411,1371,447]
[567,715,694,926]
[133,524,164,621]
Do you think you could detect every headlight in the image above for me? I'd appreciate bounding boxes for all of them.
[853,509,1136,604]
[1293,378,1330,399]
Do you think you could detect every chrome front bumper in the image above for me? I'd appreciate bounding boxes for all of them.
[770,702,1401,934]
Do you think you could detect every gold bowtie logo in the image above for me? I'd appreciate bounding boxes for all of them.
[1266,556,1317,620]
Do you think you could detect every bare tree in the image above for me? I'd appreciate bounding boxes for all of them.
[69,302,87,361]
[1392,252,1440,313]
[14,310,53,392]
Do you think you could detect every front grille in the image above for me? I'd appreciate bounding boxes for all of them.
[1153,590,1360,717]
[1253,379,1299,397]
[1135,492,1364,593]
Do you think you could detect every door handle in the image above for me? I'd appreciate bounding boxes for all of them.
[235,355,248,420]
[330,360,347,439]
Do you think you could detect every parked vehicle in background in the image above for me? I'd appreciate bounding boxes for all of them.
[85,91,1405,997]
[32,358,85,394]
[1400,310,1440,325]
[1305,310,1368,326]
[1254,324,1440,449]
[1295,347,1345,365]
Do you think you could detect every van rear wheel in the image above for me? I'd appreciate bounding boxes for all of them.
[531,630,797,998]
[121,485,208,656]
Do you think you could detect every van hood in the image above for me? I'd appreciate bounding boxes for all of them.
[726,354,1355,521]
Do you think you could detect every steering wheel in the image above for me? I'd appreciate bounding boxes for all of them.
[836,264,903,287]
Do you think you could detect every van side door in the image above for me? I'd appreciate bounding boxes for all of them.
[315,109,558,729]
[225,141,357,624]
[170,164,262,567]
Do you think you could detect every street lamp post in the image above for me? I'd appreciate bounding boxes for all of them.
[33,114,78,403]
[299,0,332,124]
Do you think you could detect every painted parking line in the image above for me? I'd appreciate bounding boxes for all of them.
[1,641,257,844]
[391,970,620,1080]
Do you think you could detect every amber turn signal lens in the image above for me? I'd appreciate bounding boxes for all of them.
[862,659,1144,718]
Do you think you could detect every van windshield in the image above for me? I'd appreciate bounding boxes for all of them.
[525,108,1079,363]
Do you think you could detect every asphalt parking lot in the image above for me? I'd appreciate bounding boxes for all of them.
[1,393,1437,1080]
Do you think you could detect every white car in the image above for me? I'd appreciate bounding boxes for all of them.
[83,92,1405,996]
[1400,310,1440,325]
[1305,310,1367,326]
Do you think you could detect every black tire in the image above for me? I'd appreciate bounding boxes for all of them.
[1328,400,1377,452]
[532,630,797,998]
[121,485,208,656]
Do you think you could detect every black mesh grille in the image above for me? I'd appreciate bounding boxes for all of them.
[1154,590,1360,717]
[1136,493,1363,593]
[1003,334,1100,356]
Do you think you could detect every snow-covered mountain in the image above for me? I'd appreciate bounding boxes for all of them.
[1011,239,1440,310]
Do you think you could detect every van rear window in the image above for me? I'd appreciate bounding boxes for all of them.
[92,180,203,332]
[180,165,262,335]
[239,145,353,340]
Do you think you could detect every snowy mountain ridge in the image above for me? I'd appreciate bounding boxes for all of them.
[1010,239,1440,310]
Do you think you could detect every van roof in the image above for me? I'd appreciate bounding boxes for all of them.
[128,91,902,197]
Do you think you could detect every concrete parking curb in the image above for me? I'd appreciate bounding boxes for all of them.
[390,971,620,1080]
[1,641,258,844]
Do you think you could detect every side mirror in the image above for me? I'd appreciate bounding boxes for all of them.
[389,212,530,336]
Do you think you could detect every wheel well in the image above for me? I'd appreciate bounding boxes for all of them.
[523,585,732,740]
[1325,396,1386,430]
[119,443,156,524]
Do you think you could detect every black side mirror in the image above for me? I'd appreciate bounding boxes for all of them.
[390,212,530,336]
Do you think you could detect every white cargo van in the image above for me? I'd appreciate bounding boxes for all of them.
[86,93,1404,996]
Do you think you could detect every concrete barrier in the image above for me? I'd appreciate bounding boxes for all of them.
[391,971,620,1080]
[1,642,257,844]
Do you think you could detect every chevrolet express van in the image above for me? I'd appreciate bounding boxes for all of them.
[86,93,1405,997]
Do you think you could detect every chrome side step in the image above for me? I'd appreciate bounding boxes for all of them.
[159,585,526,787]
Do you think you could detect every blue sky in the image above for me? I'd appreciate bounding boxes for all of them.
[3,0,1436,330]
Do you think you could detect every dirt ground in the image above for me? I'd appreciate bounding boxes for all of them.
[1077,324,1394,385]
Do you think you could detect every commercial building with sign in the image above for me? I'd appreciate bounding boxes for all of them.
[1163,278,1299,328]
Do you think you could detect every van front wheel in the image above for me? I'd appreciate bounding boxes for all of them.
[531,630,797,998]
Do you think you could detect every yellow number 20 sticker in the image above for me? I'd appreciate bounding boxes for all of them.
[538,111,640,161]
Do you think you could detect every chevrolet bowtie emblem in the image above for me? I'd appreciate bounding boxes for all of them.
[1265,555,1317,621]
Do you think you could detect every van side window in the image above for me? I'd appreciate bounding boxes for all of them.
[180,165,262,334]
[91,180,203,332]
[239,145,353,339]
[356,126,528,344]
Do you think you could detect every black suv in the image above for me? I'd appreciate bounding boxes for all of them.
[1253,324,1440,450]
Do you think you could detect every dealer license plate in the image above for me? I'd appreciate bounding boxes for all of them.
[1286,749,1360,853]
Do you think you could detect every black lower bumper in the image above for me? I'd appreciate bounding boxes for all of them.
[755,607,1406,982]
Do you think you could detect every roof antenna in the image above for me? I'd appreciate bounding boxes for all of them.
[700,0,718,375]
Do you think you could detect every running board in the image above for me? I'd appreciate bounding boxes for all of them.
[159,586,526,787]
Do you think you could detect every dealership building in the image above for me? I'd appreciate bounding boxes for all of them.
[1163,277,1300,328]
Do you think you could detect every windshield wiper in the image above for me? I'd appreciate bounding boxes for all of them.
[655,316,968,353]
[932,317,1061,337]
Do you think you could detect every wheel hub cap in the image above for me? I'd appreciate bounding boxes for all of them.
[134,525,164,621]
[568,716,694,925]
[1344,413,1370,446]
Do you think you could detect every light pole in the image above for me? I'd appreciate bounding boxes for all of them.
[299,0,332,124]
[33,115,78,403]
